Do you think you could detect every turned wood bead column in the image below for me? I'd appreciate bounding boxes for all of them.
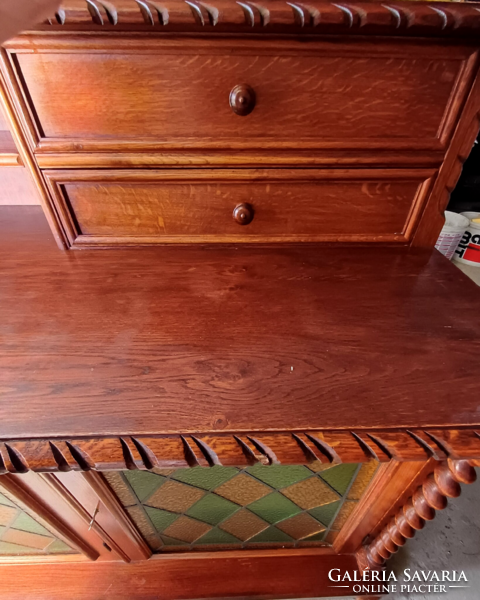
[357,460,477,571]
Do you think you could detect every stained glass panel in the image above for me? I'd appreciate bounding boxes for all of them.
[0,492,77,556]
[105,460,378,552]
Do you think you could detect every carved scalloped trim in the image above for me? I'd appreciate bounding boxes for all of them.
[0,429,479,474]
[37,0,480,36]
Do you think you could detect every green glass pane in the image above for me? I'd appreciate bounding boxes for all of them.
[249,526,293,543]
[144,506,178,532]
[48,539,75,553]
[124,471,165,502]
[13,512,52,537]
[172,466,238,491]
[0,493,16,508]
[161,535,187,546]
[0,541,39,555]
[111,468,349,553]
[320,464,358,495]
[248,493,301,524]
[186,494,238,525]
[246,465,311,489]
[195,528,240,545]
[309,501,341,527]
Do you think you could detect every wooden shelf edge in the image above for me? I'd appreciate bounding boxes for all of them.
[0,153,23,167]
[0,548,362,599]
[0,429,479,474]
[18,0,480,39]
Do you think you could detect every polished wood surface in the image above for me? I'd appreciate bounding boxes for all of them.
[9,37,472,158]
[413,62,480,247]
[0,548,363,599]
[0,5,479,591]
[229,84,256,117]
[44,169,433,246]
[334,460,435,554]
[2,5,480,248]
[49,471,151,562]
[1,206,480,440]
[0,472,114,561]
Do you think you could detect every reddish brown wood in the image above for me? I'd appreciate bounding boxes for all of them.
[6,36,471,157]
[0,8,478,593]
[424,429,480,459]
[29,0,480,38]
[0,548,366,599]
[232,202,254,226]
[0,429,478,473]
[41,473,133,562]
[1,16,479,248]
[43,168,433,246]
[1,206,480,443]
[229,84,256,117]
[333,461,435,554]
[413,54,480,248]
[0,472,113,561]
[32,150,447,170]
[50,471,151,562]
[356,460,477,570]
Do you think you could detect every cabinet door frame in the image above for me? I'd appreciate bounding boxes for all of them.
[0,471,112,562]
[0,457,477,599]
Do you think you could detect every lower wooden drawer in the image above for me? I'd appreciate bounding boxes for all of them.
[44,169,434,247]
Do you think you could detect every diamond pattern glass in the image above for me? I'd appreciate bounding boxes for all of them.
[275,512,326,540]
[0,491,77,556]
[104,460,378,552]
[219,509,269,541]
[146,479,205,512]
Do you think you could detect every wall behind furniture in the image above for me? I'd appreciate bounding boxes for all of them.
[0,105,40,205]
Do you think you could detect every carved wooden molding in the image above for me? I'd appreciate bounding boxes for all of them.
[356,459,478,570]
[34,0,480,37]
[0,429,479,474]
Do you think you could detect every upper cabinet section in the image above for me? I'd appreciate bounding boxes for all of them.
[10,42,468,144]
[3,36,478,168]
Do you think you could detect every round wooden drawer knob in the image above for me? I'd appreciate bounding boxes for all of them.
[233,203,254,225]
[229,84,256,116]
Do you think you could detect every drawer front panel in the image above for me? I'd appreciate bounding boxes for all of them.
[44,170,434,247]
[13,38,471,154]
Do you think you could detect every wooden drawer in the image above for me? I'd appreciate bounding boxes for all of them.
[44,169,434,247]
[10,37,473,162]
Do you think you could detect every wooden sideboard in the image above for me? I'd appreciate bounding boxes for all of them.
[3,0,480,250]
[1,1,480,598]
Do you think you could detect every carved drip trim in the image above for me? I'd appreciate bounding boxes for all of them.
[0,429,479,474]
[37,0,480,36]
[356,459,478,570]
